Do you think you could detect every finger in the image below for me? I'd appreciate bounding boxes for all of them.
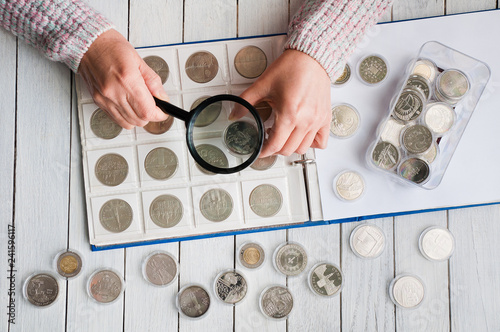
[277,126,309,156]
[231,84,266,121]
[310,124,330,149]
[93,94,135,130]
[295,130,317,155]
[259,120,294,157]
[139,63,169,122]
[126,83,166,124]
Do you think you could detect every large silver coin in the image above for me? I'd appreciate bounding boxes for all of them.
[143,55,169,84]
[25,273,59,307]
[372,141,399,170]
[334,63,351,86]
[309,263,343,297]
[406,74,430,100]
[238,242,265,269]
[437,69,469,101]
[144,147,178,180]
[144,252,178,286]
[90,108,122,139]
[178,285,211,318]
[412,58,437,82]
[149,194,183,228]
[393,88,425,122]
[195,144,229,174]
[200,188,233,222]
[330,104,360,138]
[185,51,219,84]
[274,242,308,276]
[350,224,385,258]
[250,155,277,171]
[144,117,174,135]
[335,171,364,201]
[402,124,433,155]
[214,270,248,304]
[260,286,293,319]
[358,55,388,84]
[191,96,222,127]
[424,103,455,135]
[419,227,455,261]
[380,117,405,148]
[398,158,430,184]
[249,184,282,217]
[94,153,129,186]
[224,121,259,155]
[99,199,133,233]
[234,46,267,79]
[56,250,83,278]
[390,275,425,309]
[88,269,123,304]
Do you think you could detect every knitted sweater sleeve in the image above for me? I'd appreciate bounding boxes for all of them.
[0,0,113,73]
[286,0,392,82]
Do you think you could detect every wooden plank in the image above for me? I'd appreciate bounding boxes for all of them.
[184,0,237,42]
[446,0,497,15]
[238,0,288,37]
[392,0,444,21]
[87,0,128,37]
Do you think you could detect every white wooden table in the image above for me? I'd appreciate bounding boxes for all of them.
[1,1,499,331]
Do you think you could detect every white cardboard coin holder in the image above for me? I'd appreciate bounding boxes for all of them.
[138,47,181,93]
[227,39,274,85]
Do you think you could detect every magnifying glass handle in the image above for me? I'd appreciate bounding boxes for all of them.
[154,97,191,122]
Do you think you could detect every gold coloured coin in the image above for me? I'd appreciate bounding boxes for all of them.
[144,116,174,135]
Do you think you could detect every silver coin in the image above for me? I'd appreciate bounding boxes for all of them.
[143,55,169,84]
[335,171,364,201]
[437,69,469,101]
[88,269,123,304]
[149,194,183,228]
[234,45,267,79]
[421,143,438,164]
[56,251,83,278]
[25,273,59,307]
[330,104,360,138]
[250,155,277,171]
[249,184,282,217]
[191,96,222,127]
[195,144,229,175]
[224,121,259,155]
[350,224,385,258]
[144,252,178,286]
[334,63,351,86]
[398,158,430,184]
[358,55,388,84]
[214,270,248,304]
[185,51,219,84]
[424,103,455,135]
[90,108,122,139]
[199,188,233,222]
[419,227,455,261]
[274,242,308,276]
[99,199,133,233]
[402,124,433,155]
[372,141,400,170]
[412,58,437,82]
[391,275,425,309]
[309,263,343,296]
[144,147,178,180]
[178,285,211,318]
[144,117,174,135]
[238,242,265,269]
[406,74,431,100]
[393,88,425,122]
[380,117,405,148]
[260,286,293,319]
[94,153,129,186]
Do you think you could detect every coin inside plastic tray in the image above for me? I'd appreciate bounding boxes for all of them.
[368,41,490,189]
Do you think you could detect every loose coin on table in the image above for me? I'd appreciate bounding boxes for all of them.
[177,285,211,318]
[401,124,433,155]
[393,88,425,122]
[419,226,455,261]
[372,141,400,170]
[238,242,265,269]
[55,250,83,278]
[398,157,430,184]
[143,251,178,286]
[334,63,351,86]
[389,275,425,309]
[358,54,388,85]
[87,269,124,304]
[250,155,277,171]
[334,170,365,201]
[99,199,133,233]
[424,102,455,135]
[260,285,293,319]
[144,147,178,180]
[191,96,222,127]
[200,188,233,222]
[149,194,183,228]
[223,120,259,155]
[185,51,219,84]
[143,55,169,84]
[308,262,343,297]
[94,153,129,186]
[24,273,59,307]
[234,45,267,79]
[90,108,122,139]
[214,270,248,305]
[195,144,229,175]
[249,184,283,217]
[274,242,308,276]
[349,224,385,259]
[144,116,174,135]
[330,104,360,138]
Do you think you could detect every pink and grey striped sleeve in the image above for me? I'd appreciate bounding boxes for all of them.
[286,0,392,82]
[0,0,113,73]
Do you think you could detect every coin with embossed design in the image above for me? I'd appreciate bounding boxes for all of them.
[406,74,431,100]
[200,188,233,222]
[249,184,282,217]
[144,117,174,135]
[185,51,219,83]
[334,63,351,86]
[149,194,183,228]
[99,199,133,233]
[143,251,178,286]
[214,270,248,305]
[177,285,211,318]
[191,96,222,127]
[393,88,425,122]
[335,171,364,201]
[350,224,385,259]
[144,147,178,180]
[88,269,124,304]
[412,58,437,82]
[90,108,122,139]
[56,250,83,278]
[419,226,455,261]
[234,46,267,79]
[398,157,430,184]
[330,104,360,138]
[238,242,265,269]
[260,285,293,319]
[372,141,400,170]
[402,124,433,155]
[358,55,388,84]
[224,121,259,155]
[143,55,169,84]
[195,144,229,175]
[424,103,455,135]
[390,275,425,309]
[274,242,308,276]
[309,263,343,297]
[436,69,469,103]
[25,273,59,307]
[250,155,277,171]
[95,153,128,186]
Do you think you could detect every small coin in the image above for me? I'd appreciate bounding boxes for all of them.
[412,58,437,82]
[214,270,248,304]
[437,69,469,101]
[250,155,277,171]
[144,117,174,135]
[195,144,229,174]
[143,55,169,84]
[335,171,364,201]
[402,124,433,155]
[99,199,133,233]
[334,63,351,86]
[398,158,430,184]
[406,75,430,99]
[330,104,360,138]
[419,227,455,261]
[391,275,425,309]
[424,103,455,135]
[25,273,59,307]
[274,242,308,276]
[380,117,405,147]
[94,153,129,186]
[149,194,183,228]
[90,108,122,139]
[224,121,259,155]
[144,252,178,286]
[421,143,438,164]
[254,101,273,122]
[234,45,267,79]
[88,269,123,304]
[358,55,388,84]
[309,263,343,296]
[56,251,83,278]
[350,224,385,258]
[178,285,211,318]
[393,88,425,122]
[144,147,178,180]
[260,286,293,319]
[249,184,282,217]
[185,51,219,84]
[191,96,222,127]
[200,188,233,222]
[239,242,265,269]
[372,141,400,170]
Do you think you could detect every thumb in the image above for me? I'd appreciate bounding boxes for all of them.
[141,62,170,121]
[230,83,266,121]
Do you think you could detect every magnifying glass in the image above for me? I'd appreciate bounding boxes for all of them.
[154,95,264,174]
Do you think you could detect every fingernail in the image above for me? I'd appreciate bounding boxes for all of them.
[159,90,169,101]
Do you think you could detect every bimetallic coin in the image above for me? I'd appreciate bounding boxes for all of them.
[214,270,248,304]
[335,171,364,201]
[56,250,83,278]
[224,121,259,155]
[358,55,388,84]
[421,143,438,164]
[149,194,183,228]
[200,188,233,222]
[393,88,425,122]
[350,224,385,259]
[412,58,437,82]
[309,263,343,297]
[177,285,211,318]
[372,141,400,170]
[254,101,273,122]
[330,104,360,138]
[260,285,293,319]
[419,227,455,261]
[191,96,222,127]
[25,273,59,307]
[88,269,124,304]
[94,153,129,186]
[402,124,433,155]
[99,199,133,233]
[234,46,267,79]
[390,275,425,309]
[250,155,277,171]
[274,242,308,276]
[238,242,265,269]
[334,63,351,86]
[249,184,282,217]
[406,74,431,100]
[90,108,122,139]
[398,158,430,184]
[144,147,178,180]
[143,251,178,286]
[144,116,174,135]
[424,103,455,135]
[380,117,405,148]
[185,51,219,84]
[143,55,169,84]
[195,144,229,175]
[436,69,469,102]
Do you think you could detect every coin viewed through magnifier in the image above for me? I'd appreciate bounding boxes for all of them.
[154,95,264,174]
